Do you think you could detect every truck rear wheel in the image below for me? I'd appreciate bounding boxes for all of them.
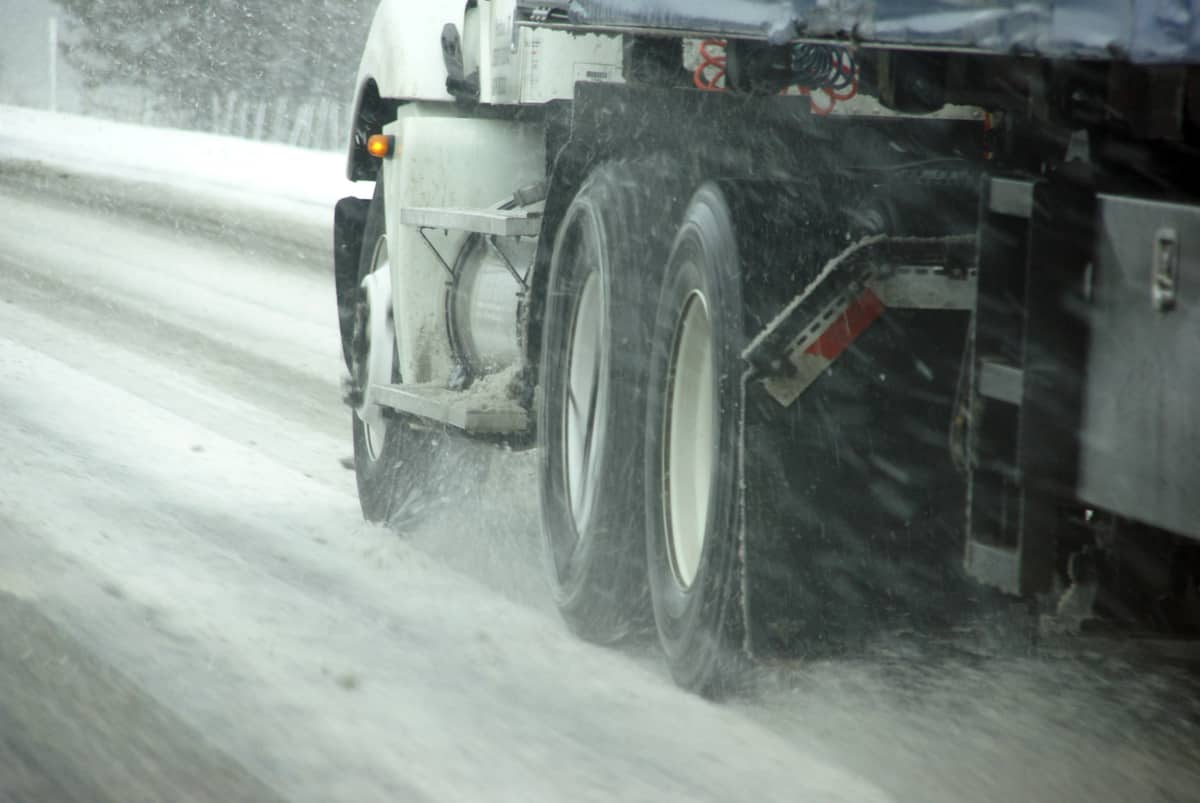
[644,183,747,695]
[538,160,680,643]
[644,180,970,695]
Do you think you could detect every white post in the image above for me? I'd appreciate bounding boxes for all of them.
[250,101,266,140]
[271,96,290,142]
[313,98,330,150]
[222,90,238,135]
[328,103,343,152]
[289,102,314,147]
[48,17,58,112]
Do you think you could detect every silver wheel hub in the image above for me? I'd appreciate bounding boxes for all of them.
[663,289,717,589]
[563,268,609,534]
[356,239,395,461]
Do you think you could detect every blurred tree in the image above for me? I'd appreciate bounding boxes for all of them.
[52,0,375,124]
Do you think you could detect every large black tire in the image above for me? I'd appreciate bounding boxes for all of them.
[537,159,682,644]
[643,180,970,696]
[349,183,444,525]
[643,183,747,696]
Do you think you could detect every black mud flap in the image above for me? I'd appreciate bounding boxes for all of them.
[738,305,972,661]
[734,229,976,660]
[334,196,371,371]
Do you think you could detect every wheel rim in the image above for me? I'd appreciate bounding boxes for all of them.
[663,288,717,589]
[562,245,609,535]
[356,237,395,461]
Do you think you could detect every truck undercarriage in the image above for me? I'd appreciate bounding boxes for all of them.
[335,1,1200,695]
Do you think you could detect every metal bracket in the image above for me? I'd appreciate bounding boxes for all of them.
[871,264,978,309]
[744,234,977,407]
[988,177,1034,219]
[404,203,542,283]
[978,360,1024,405]
[400,205,542,237]
[370,382,528,433]
[1152,226,1179,311]
[416,228,458,280]
[486,235,530,292]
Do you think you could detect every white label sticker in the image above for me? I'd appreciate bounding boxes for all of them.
[574,63,620,84]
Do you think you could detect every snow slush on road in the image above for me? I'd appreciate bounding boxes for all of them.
[1,0,1199,799]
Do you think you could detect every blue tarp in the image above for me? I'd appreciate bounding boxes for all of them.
[562,1,1199,64]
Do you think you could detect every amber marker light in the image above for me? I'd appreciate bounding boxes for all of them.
[366,134,395,158]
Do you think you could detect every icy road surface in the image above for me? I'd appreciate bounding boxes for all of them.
[1,109,1199,801]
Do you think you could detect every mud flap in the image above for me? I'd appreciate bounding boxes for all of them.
[738,374,814,659]
[736,235,976,660]
[334,196,371,370]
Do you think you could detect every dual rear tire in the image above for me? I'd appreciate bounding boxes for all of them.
[538,169,748,692]
[643,186,747,694]
[539,166,967,695]
[537,160,681,643]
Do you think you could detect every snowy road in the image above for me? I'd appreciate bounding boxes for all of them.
[1,133,1199,801]
[0,162,891,802]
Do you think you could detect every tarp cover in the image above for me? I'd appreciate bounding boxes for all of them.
[558,1,1199,64]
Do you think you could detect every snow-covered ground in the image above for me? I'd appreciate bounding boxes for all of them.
[1,109,1198,802]
[0,108,892,801]
[0,104,366,229]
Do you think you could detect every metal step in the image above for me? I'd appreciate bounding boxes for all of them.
[964,540,1023,594]
[978,360,1024,405]
[370,383,528,434]
[399,206,542,237]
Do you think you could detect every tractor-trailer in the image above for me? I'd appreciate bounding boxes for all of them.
[333,0,1200,694]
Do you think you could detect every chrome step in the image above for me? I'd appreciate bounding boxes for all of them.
[964,540,1022,594]
[978,360,1024,405]
[370,382,528,434]
[399,206,542,237]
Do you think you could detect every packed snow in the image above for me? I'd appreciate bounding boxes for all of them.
[0,103,367,229]
[1,107,1198,802]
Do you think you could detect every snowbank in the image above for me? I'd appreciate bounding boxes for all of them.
[0,105,368,226]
